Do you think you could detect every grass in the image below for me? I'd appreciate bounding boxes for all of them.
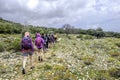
[0,34,120,80]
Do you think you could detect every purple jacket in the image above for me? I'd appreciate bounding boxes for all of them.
[35,33,44,49]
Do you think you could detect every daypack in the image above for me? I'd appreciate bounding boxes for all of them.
[44,36,48,43]
[22,37,32,50]
[36,37,42,46]
[50,35,55,42]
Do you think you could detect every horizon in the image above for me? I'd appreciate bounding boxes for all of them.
[0,0,120,32]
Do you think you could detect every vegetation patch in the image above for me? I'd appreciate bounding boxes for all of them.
[116,43,120,47]
[108,50,120,57]
[107,57,116,63]
[12,38,21,51]
[0,42,5,52]
[94,70,112,80]
[76,34,94,40]
[108,68,120,78]
[82,55,95,65]
[44,64,53,70]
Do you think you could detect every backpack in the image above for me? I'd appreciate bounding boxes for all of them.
[44,36,48,43]
[36,37,42,46]
[22,37,32,50]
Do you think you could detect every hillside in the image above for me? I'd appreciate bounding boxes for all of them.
[0,18,22,34]
[0,18,120,39]
[0,34,120,80]
[0,18,57,34]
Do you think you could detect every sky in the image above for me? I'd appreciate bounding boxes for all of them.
[0,0,120,32]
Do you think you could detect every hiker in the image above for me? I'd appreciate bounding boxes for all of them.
[21,32,34,74]
[34,33,44,62]
[54,33,58,42]
[50,34,55,47]
[48,34,52,48]
[41,33,48,53]
[51,34,55,44]
[45,34,49,49]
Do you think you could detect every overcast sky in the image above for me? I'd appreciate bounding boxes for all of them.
[0,0,120,32]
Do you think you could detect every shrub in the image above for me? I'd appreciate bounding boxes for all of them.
[94,70,112,80]
[83,35,94,39]
[107,57,115,63]
[108,50,120,57]
[44,64,52,70]
[76,34,83,38]
[82,55,95,65]
[0,42,5,52]
[66,35,71,39]
[12,38,21,51]
[116,43,120,47]
[76,34,94,40]
[54,64,66,71]
[108,68,120,78]
[0,34,7,38]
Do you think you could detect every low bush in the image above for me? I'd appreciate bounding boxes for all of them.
[76,34,83,38]
[76,34,94,40]
[84,35,95,39]
[108,68,120,78]
[94,70,112,80]
[44,64,52,70]
[116,43,120,47]
[12,38,21,51]
[108,50,120,57]
[82,55,95,65]
[107,57,115,63]
[0,42,5,52]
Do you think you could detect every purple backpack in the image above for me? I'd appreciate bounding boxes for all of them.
[36,37,42,46]
[22,37,32,50]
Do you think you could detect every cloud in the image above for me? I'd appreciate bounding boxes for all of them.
[0,0,120,32]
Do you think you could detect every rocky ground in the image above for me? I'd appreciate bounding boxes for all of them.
[0,34,120,80]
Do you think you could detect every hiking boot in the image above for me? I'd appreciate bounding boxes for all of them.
[30,66,35,69]
[41,58,43,62]
[22,68,25,74]
[38,56,40,61]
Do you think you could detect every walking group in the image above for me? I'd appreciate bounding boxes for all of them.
[21,32,57,74]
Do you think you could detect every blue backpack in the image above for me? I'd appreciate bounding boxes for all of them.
[22,37,32,50]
